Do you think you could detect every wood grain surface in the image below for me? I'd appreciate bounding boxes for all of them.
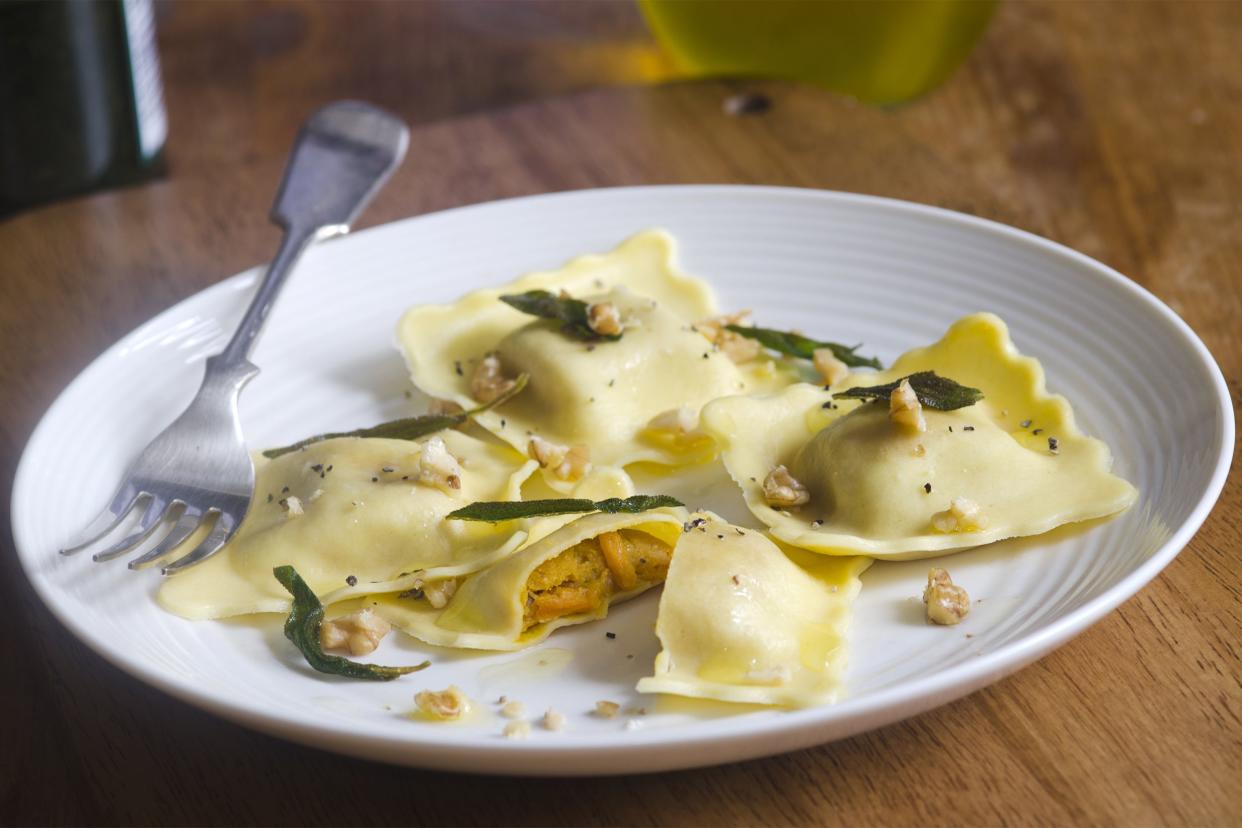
[2,1,1239,825]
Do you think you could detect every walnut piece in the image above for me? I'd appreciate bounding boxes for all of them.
[470,353,515,403]
[281,495,304,518]
[694,311,762,364]
[890,378,927,432]
[500,699,526,719]
[415,685,471,721]
[762,465,810,507]
[319,608,391,656]
[594,700,621,719]
[646,406,700,436]
[931,497,987,533]
[416,435,463,494]
[542,708,567,732]
[812,348,849,386]
[923,567,971,625]
[422,578,458,609]
[587,301,623,336]
[528,435,591,482]
[503,720,531,740]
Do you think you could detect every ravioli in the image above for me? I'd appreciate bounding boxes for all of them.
[370,507,687,651]
[637,516,869,707]
[701,313,1138,559]
[158,431,537,619]
[396,230,794,480]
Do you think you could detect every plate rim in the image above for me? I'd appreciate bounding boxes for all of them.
[11,184,1235,775]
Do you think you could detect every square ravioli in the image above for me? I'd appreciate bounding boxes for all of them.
[158,431,537,619]
[637,515,869,707]
[701,313,1138,559]
[395,230,795,482]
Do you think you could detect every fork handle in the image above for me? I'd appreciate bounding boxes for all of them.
[216,101,410,367]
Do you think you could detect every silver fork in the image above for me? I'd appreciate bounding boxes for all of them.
[60,101,409,574]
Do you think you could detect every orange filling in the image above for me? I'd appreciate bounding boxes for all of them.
[521,529,673,630]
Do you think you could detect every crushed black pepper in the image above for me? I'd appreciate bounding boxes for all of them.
[371,476,379,482]
[924,482,932,494]
[399,587,424,600]
[381,466,394,473]
[717,534,725,539]
[454,361,463,376]
[1048,437,1060,453]
[683,517,708,533]
[948,426,954,432]
[345,575,357,587]
[1032,428,1043,435]
[1020,419,1032,428]
[605,632,616,640]
[731,575,741,586]
[963,426,975,431]
[281,486,290,494]
[266,493,274,503]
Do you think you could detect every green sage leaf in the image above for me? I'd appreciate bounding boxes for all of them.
[273,565,430,681]
[836,371,984,411]
[724,325,882,369]
[262,375,528,459]
[446,494,683,523]
[500,290,621,341]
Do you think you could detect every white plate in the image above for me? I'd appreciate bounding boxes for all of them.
[12,186,1232,775]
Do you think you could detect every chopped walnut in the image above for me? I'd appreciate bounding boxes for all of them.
[694,310,751,343]
[416,436,463,494]
[528,435,591,482]
[646,406,700,436]
[319,608,391,656]
[931,497,987,533]
[890,379,926,432]
[812,348,849,386]
[542,708,567,732]
[415,685,471,721]
[500,699,526,719]
[422,578,458,609]
[470,353,515,403]
[594,700,621,719]
[427,398,465,416]
[587,301,623,336]
[923,568,970,625]
[763,465,810,507]
[503,720,531,740]
[694,311,762,364]
[281,495,304,517]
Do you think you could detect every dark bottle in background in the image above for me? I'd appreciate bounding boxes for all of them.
[0,0,168,216]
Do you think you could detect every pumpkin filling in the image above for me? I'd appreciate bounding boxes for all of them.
[521,529,673,630]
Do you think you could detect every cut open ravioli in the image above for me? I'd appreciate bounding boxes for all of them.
[396,230,794,480]
[701,313,1138,559]
[637,516,869,708]
[158,431,537,619]
[370,507,686,651]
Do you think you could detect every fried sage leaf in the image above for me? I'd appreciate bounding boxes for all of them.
[273,565,430,681]
[262,375,528,459]
[836,371,984,411]
[500,290,621,342]
[446,494,683,523]
[725,325,882,369]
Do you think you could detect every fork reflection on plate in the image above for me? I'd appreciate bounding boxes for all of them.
[59,100,409,574]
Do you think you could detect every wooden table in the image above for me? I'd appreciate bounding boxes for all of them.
[3,2,1238,824]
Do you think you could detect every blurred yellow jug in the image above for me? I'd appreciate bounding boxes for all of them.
[640,0,998,105]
